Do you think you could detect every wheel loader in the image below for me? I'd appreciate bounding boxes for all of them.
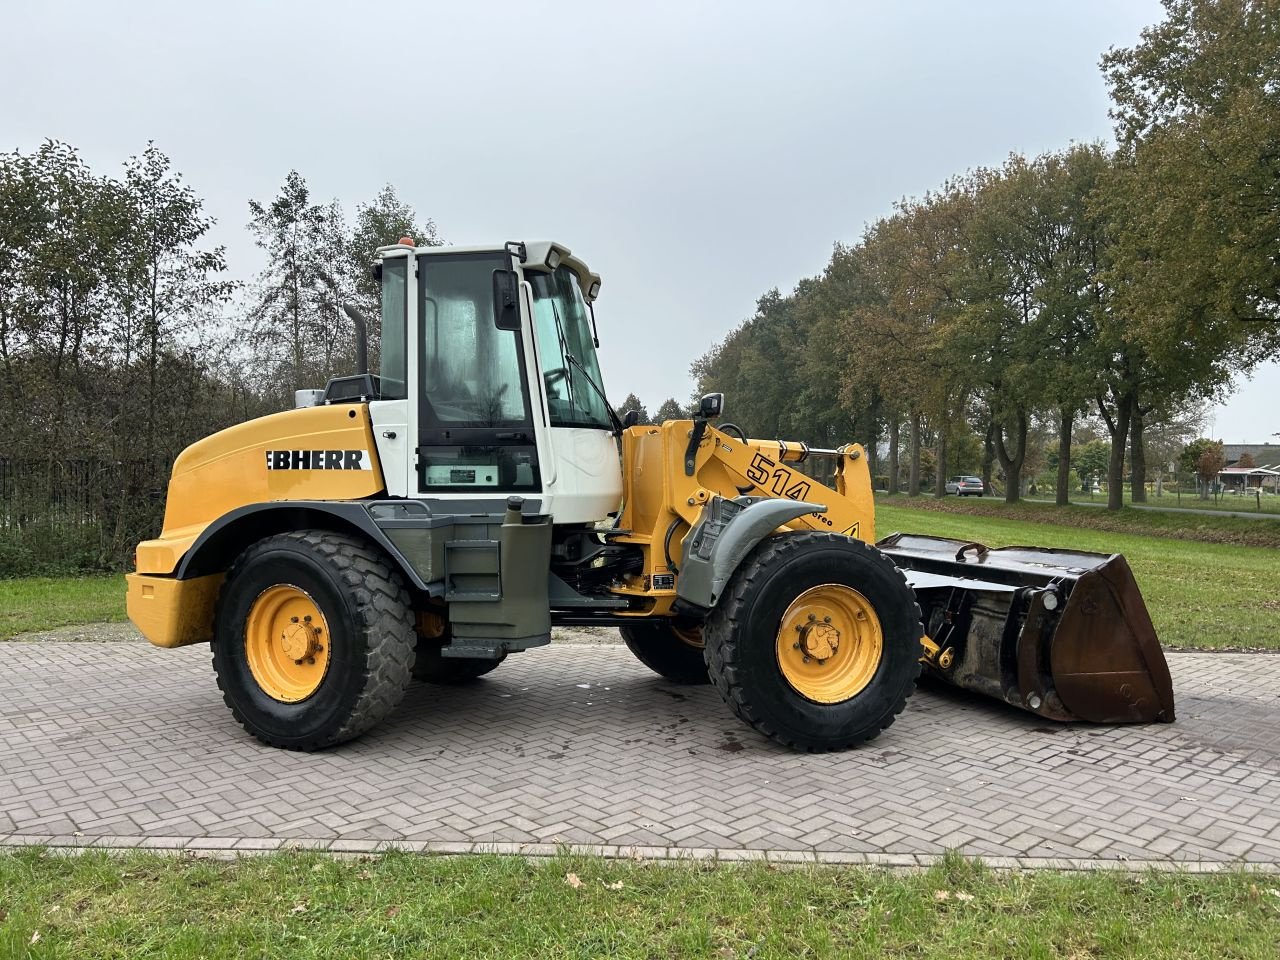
[125,239,1175,751]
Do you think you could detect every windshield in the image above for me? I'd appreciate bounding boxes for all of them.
[378,257,408,400]
[526,266,612,429]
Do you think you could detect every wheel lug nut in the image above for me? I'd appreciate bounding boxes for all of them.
[803,655,811,663]
[306,657,315,665]
[304,615,312,622]
[290,617,299,623]
[807,614,816,622]
[823,616,831,623]
[294,659,304,665]
[793,642,800,649]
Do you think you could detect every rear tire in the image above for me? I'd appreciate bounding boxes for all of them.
[704,532,922,750]
[620,621,710,685]
[211,531,416,751]
[412,641,505,684]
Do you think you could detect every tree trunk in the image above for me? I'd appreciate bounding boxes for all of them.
[933,424,948,497]
[887,417,900,496]
[1104,392,1133,511]
[993,409,1028,505]
[865,396,881,482]
[908,411,922,498]
[1055,405,1073,507]
[981,420,995,496]
[1129,409,1147,503]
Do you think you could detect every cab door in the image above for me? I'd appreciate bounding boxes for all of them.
[415,251,542,498]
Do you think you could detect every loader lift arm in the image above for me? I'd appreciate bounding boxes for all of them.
[611,417,1174,726]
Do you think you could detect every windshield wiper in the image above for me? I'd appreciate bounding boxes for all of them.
[565,349,625,436]
[550,300,624,435]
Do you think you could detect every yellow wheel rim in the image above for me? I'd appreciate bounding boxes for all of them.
[775,583,883,704]
[244,584,332,703]
[672,624,704,649]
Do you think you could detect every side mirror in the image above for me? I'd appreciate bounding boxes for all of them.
[492,269,520,331]
[622,409,641,429]
[698,392,724,419]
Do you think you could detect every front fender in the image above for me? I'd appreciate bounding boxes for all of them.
[676,496,826,609]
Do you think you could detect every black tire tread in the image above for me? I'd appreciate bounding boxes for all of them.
[212,529,415,751]
[704,532,922,751]
[619,621,710,685]
[412,645,505,684]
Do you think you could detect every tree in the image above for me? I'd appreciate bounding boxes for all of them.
[1071,439,1110,489]
[1238,451,1257,468]
[1097,0,1280,508]
[1103,0,1280,333]
[116,144,234,460]
[653,397,687,422]
[1196,440,1227,498]
[1180,437,1226,498]
[245,171,341,400]
[614,392,650,424]
[344,184,440,349]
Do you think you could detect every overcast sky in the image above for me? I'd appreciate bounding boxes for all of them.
[4,0,1275,443]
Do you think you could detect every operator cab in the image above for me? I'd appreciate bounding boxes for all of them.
[369,240,622,524]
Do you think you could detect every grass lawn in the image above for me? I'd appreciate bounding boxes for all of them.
[875,500,1280,650]
[0,576,125,640]
[1071,491,1280,515]
[0,849,1276,959]
[1,502,1277,649]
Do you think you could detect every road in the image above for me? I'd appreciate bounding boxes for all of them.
[2,640,1278,869]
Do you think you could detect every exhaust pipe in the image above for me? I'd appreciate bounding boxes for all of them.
[342,303,370,375]
[878,533,1175,724]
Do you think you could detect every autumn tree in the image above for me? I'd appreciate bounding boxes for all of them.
[1196,441,1228,497]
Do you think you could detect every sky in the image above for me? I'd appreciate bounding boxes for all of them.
[3,0,1276,442]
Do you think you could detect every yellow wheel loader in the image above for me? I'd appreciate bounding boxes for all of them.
[126,239,1174,751]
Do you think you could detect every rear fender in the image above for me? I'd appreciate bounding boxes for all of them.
[676,496,826,609]
[176,501,439,595]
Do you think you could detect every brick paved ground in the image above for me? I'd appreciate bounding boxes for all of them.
[2,641,1278,868]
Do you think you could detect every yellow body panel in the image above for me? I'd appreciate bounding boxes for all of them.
[614,421,876,615]
[134,404,385,575]
[126,572,224,648]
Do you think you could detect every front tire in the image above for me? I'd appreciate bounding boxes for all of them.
[211,531,416,751]
[704,532,922,751]
[620,620,710,684]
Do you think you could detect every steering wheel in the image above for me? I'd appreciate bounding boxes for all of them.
[543,368,569,396]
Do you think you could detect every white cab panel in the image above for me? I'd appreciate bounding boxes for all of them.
[368,399,409,497]
[541,427,623,524]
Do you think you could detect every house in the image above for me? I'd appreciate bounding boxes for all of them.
[1217,465,1280,493]
[1218,443,1280,493]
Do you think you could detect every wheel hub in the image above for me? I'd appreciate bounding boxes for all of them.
[798,621,840,661]
[280,618,322,661]
[245,585,331,702]
[775,583,884,704]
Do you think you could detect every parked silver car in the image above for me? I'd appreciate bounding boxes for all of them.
[945,475,985,496]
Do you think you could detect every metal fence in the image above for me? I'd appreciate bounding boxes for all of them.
[0,458,169,573]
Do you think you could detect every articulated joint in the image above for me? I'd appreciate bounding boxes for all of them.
[917,634,954,670]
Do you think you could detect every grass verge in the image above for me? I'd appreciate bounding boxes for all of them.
[876,500,1280,650]
[0,576,125,640]
[0,849,1276,959]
